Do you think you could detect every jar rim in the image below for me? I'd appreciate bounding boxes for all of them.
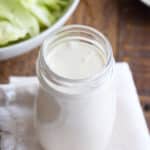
[39,24,114,84]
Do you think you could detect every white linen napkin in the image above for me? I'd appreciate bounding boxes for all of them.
[0,62,150,150]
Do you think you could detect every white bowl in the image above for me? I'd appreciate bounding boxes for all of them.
[0,0,79,60]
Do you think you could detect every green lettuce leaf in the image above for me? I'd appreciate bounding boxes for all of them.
[0,0,39,36]
[20,0,55,27]
[0,0,70,46]
[0,21,27,46]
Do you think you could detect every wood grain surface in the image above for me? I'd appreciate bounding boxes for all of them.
[118,0,150,129]
[0,0,150,129]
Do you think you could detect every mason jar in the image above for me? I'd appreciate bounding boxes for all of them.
[35,25,116,150]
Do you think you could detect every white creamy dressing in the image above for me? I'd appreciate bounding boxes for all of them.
[46,41,106,79]
[36,40,116,150]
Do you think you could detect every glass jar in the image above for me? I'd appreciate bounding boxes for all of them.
[35,25,116,150]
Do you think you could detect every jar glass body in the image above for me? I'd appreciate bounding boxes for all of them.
[35,25,116,150]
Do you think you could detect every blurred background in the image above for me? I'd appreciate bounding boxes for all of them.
[0,0,150,129]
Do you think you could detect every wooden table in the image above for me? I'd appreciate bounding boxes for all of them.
[0,0,150,129]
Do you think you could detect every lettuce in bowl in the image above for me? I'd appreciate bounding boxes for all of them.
[0,0,70,47]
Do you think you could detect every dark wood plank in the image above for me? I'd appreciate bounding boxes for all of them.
[118,0,150,129]
[145,113,150,130]
[0,48,39,83]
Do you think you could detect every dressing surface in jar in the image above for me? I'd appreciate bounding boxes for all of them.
[36,25,116,150]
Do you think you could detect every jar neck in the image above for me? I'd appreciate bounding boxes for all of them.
[37,25,115,96]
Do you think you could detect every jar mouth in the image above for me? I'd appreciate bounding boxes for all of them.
[39,25,114,84]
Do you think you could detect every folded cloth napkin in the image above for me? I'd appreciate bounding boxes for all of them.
[0,63,150,150]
